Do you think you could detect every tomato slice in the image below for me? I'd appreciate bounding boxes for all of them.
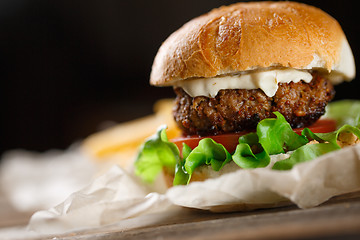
[170,119,337,154]
[292,119,337,135]
[171,130,251,154]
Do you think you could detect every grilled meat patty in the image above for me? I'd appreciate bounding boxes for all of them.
[173,74,335,136]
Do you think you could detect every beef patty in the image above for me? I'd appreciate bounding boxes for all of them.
[173,74,335,136]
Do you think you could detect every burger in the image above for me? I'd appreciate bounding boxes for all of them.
[135,1,358,187]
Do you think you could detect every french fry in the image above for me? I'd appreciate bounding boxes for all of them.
[82,99,181,163]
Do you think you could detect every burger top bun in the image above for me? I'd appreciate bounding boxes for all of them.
[150,1,355,86]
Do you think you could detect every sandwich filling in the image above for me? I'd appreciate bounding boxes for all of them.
[175,68,313,98]
[174,73,335,136]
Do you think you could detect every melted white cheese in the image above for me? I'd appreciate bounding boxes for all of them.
[175,69,313,98]
[174,39,355,98]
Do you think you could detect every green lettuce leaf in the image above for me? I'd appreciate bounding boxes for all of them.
[232,112,308,169]
[239,132,259,146]
[324,100,360,128]
[183,138,232,182]
[232,143,270,168]
[134,125,179,183]
[272,143,339,170]
[273,124,360,170]
[134,103,360,186]
[173,138,232,185]
[257,112,308,154]
[233,132,269,168]
[301,124,360,147]
[173,144,191,185]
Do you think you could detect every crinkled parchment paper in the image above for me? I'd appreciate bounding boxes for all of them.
[2,144,360,238]
[0,145,96,212]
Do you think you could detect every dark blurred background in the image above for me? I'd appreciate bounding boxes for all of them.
[0,0,359,155]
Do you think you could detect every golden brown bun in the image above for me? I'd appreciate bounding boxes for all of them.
[150,1,348,86]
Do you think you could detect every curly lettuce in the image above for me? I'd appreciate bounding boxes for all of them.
[324,100,360,128]
[273,124,360,170]
[134,125,179,183]
[135,101,360,185]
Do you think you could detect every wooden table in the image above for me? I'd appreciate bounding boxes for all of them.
[1,190,360,239]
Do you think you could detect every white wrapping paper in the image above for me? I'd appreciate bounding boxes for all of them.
[0,145,96,212]
[23,143,360,236]
[28,166,174,234]
[167,143,360,211]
